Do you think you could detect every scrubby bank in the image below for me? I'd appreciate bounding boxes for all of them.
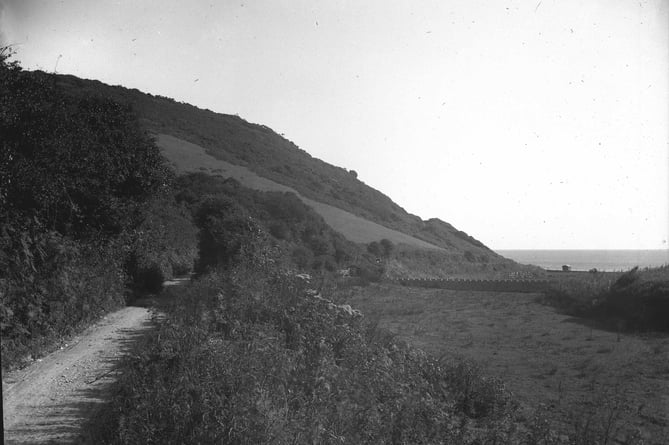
[173,172,378,277]
[543,266,669,332]
[592,266,669,331]
[0,50,197,369]
[92,237,558,444]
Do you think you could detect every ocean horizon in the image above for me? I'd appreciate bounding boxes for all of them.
[496,249,669,272]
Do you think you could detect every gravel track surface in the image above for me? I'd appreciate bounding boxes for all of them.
[2,306,154,444]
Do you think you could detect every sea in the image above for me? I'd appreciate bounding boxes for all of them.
[496,249,669,272]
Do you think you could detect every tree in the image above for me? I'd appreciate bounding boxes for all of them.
[1,57,169,237]
[195,197,258,272]
[367,241,382,257]
[379,238,395,257]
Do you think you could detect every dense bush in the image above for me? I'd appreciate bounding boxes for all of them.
[94,241,526,444]
[1,50,194,369]
[1,55,169,238]
[125,196,198,292]
[0,216,126,366]
[175,173,362,274]
[594,267,669,331]
[542,266,669,332]
[194,195,259,273]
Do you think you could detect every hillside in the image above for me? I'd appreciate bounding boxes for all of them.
[27,70,522,274]
[158,133,441,250]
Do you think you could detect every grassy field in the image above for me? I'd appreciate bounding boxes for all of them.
[342,283,669,444]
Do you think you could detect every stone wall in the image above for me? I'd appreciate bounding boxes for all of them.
[397,278,549,293]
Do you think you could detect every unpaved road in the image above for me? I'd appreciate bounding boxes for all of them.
[2,306,154,444]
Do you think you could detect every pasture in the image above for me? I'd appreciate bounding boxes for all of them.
[343,283,669,443]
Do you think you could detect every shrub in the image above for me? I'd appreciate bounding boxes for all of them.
[125,197,198,292]
[542,266,669,332]
[94,242,524,444]
[194,196,258,273]
[594,267,669,331]
[0,216,126,368]
[0,52,185,368]
[367,241,382,257]
[1,62,169,238]
[291,246,313,270]
[175,172,361,273]
[380,238,395,257]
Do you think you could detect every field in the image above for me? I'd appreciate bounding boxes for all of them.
[342,283,669,443]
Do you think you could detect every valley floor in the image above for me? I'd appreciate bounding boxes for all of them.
[345,283,669,444]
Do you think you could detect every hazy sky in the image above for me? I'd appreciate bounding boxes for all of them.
[2,0,667,249]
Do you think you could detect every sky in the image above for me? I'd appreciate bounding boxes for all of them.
[1,0,668,250]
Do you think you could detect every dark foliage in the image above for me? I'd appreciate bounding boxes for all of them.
[1,64,169,237]
[93,243,524,444]
[175,173,361,274]
[0,215,126,366]
[594,267,669,331]
[194,196,258,273]
[380,238,395,257]
[125,196,198,292]
[1,52,195,369]
[367,240,382,257]
[543,267,669,332]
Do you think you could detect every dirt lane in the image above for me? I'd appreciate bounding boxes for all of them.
[2,306,154,444]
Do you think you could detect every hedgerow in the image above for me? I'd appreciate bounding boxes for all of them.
[542,266,669,332]
[593,266,669,331]
[0,49,197,369]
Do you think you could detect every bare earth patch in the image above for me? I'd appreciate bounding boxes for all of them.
[345,283,669,444]
[2,307,154,444]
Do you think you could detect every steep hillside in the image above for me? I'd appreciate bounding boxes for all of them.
[34,71,514,270]
[158,133,442,250]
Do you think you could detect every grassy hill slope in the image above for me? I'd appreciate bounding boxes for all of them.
[42,72,518,272]
[159,133,442,249]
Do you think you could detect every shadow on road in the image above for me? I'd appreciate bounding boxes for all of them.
[3,316,155,445]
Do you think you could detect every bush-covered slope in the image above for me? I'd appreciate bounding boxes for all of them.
[0,50,198,369]
[156,133,455,251]
[173,172,376,277]
[42,72,500,259]
[93,250,531,444]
